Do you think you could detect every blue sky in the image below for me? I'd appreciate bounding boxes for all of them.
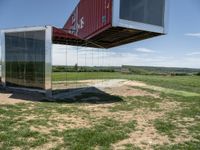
[0,0,200,68]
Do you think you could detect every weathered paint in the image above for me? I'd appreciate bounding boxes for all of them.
[64,0,112,40]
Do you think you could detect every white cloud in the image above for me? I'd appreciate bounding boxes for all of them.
[135,48,156,53]
[186,52,200,56]
[185,33,200,38]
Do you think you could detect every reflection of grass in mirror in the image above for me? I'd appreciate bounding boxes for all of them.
[52,72,123,81]
[52,72,200,93]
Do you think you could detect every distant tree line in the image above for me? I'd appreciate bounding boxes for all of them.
[53,65,200,76]
[53,65,115,73]
[122,65,200,76]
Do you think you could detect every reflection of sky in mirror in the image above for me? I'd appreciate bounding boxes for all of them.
[52,45,114,67]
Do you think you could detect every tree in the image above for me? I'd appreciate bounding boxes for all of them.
[74,63,78,71]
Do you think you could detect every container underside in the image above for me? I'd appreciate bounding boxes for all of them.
[53,27,162,48]
[89,27,162,48]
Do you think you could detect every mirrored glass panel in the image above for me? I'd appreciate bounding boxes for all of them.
[52,43,112,96]
[5,30,45,89]
[120,0,165,26]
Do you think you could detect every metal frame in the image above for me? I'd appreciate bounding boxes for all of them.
[0,32,2,78]
[45,26,53,97]
[0,30,6,87]
[0,26,53,97]
[112,0,168,34]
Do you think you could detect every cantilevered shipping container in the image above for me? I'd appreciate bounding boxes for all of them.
[64,0,168,48]
[0,0,168,97]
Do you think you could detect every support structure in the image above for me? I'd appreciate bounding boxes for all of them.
[0,0,168,97]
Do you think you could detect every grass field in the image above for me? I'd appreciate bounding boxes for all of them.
[0,73,200,149]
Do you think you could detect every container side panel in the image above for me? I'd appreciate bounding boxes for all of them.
[64,0,112,39]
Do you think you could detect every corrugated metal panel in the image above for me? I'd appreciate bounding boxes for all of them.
[53,27,80,40]
[64,0,112,40]
[52,27,99,47]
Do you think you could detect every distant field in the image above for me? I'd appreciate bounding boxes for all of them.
[52,72,124,81]
[52,72,200,93]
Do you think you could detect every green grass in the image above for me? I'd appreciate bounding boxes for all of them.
[154,141,200,150]
[1,74,200,149]
[0,103,90,150]
[0,113,49,149]
[154,119,176,138]
[52,118,136,150]
[110,96,161,112]
[153,94,200,145]
[52,72,123,81]
[123,144,142,150]
[128,75,200,94]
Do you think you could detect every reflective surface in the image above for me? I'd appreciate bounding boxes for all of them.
[0,34,2,79]
[5,31,46,89]
[120,0,165,26]
[51,44,109,95]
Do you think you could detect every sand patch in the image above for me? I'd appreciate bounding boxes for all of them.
[0,93,28,105]
[103,85,158,98]
[0,92,45,105]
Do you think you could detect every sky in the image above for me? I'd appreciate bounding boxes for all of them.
[0,0,200,68]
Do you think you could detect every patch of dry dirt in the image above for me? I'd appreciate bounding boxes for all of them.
[112,109,169,150]
[30,114,92,134]
[50,113,92,129]
[0,93,28,105]
[124,80,148,87]
[30,137,63,150]
[104,85,158,98]
[0,92,45,105]
[79,100,192,150]
[112,101,193,150]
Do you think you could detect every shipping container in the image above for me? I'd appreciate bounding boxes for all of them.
[53,27,98,47]
[64,0,168,48]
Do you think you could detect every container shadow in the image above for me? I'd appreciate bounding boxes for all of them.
[0,86,123,104]
[52,87,123,104]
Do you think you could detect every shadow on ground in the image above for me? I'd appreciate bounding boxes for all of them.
[53,87,123,104]
[0,86,123,104]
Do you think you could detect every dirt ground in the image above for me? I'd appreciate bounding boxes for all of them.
[0,90,46,105]
[0,92,32,105]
